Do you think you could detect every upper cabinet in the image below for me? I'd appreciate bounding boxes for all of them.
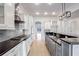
[0,3,15,30]
[45,20,52,31]
[0,4,4,25]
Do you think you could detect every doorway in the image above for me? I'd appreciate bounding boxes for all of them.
[35,21,41,40]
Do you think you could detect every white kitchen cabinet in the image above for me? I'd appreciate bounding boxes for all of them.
[51,20,58,32]
[0,3,15,30]
[3,45,19,56]
[18,36,33,56]
[26,36,33,55]
[17,41,27,56]
[45,20,52,31]
[3,42,24,56]
[3,36,33,56]
[3,41,26,56]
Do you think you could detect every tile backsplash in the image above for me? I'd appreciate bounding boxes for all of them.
[0,30,22,42]
[0,23,24,42]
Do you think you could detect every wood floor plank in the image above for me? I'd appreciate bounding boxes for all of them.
[28,39,50,56]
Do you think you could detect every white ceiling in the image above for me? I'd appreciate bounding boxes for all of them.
[21,3,62,16]
[21,3,79,17]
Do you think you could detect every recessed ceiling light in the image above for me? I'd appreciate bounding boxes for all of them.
[34,3,40,5]
[35,12,40,15]
[48,3,52,5]
[52,12,56,15]
[44,12,48,15]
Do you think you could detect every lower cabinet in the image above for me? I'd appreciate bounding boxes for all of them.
[3,36,33,56]
[45,36,62,56]
[26,36,33,55]
[17,41,27,56]
[3,45,19,56]
[61,40,79,56]
[61,41,70,56]
[8,47,19,56]
[45,36,56,56]
[55,44,62,56]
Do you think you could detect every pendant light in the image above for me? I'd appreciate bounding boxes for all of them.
[59,3,71,20]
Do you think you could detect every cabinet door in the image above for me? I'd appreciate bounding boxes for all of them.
[26,36,33,54]
[56,44,62,56]
[72,45,79,56]
[0,3,15,29]
[17,41,27,56]
[45,20,51,30]
[4,3,15,29]
[61,41,69,56]
[49,39,56,56]
[7,47,18,56]
[0,4,4,23]
[3,46,18,56]
[26,37,32,55]
[45,37,56,56]
[0,3,7,29]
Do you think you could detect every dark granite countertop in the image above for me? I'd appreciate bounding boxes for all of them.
[45,32,78,38]
[0,34,30,56]
[46,34,79,44]
[60,38,79,44]
[46,35,61,46]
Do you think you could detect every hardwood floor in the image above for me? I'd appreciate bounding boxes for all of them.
[28,39,50,56]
